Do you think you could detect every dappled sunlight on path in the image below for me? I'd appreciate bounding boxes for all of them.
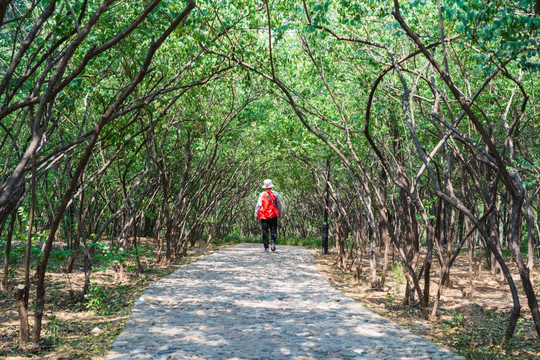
[106,244,464,359]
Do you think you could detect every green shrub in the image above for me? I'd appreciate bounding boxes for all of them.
[44,315,62,349]
[393,262,405,293]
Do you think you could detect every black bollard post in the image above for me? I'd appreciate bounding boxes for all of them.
[321,159,330,254]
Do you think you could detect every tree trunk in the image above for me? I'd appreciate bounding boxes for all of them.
[1,210,16,293]
[378,169,390,290]
[524,200,538,271]
[508,195,540,339]
[78,240,93,301]
[465,216,474,296]
[133,217,144,274]
[0,0,12,25]
[24,158,37,303]
[14,284,30,347]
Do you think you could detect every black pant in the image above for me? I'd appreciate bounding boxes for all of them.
[261,217,278,249]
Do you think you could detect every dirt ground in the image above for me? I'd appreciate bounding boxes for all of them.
[313,249,540,360]
[1,243,539,359]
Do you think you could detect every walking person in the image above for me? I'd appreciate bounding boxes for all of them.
[254,179,283,253]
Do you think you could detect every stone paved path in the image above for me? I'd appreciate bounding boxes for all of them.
[107,244,465,359]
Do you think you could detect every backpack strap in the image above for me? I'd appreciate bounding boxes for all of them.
[265,191,278,209]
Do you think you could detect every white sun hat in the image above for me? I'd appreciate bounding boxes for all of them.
[262,179,274,189]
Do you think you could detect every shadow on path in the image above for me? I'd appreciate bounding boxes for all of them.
[106,244,464,360]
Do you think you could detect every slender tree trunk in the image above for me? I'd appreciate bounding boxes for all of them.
[392,124,420,304]
[65,192,81,273]
[78,243,92,301]
[537,194,540,257]
[463,215,474,296]
[24,157,37,303]
[65,248,79,273]
[15,156,37,345]
[155,210,163,262]
[524,200,538,270]
[433,199,445,284]
[508,195,540,339]
[133,217,144,274]
[1,210,16,293]
[378,169,391,290]
[14,285,30,346]
[424,238,432,307]
[446,206,456,284]
[379,213,391,290]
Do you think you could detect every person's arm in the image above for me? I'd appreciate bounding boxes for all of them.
[275,191,283,215]
[254,192,263,220]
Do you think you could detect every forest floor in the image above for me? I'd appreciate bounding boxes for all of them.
[0,240,539,359]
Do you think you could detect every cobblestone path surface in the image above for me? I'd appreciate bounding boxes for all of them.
[107,243,465,359]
